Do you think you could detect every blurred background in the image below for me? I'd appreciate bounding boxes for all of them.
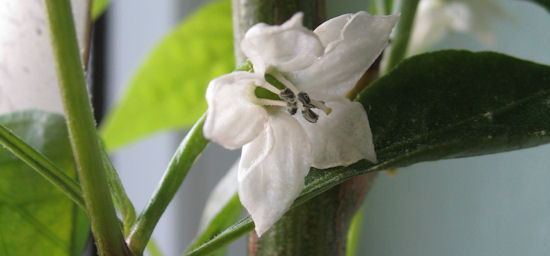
[2,0,550,255]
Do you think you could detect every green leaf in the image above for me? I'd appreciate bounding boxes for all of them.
[187,163,242,255]
[100,0,234,150]
[0,111,89,256]
[0,122,84,210]
[346,207,364,256]
[186,50,550,255]
[146,239,165,256]
[101,145,137,236]
[192,195,241,256]
[188,194,241,255]
[92,0,110,20]
[528,0,550,12]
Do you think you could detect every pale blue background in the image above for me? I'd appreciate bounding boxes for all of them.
[105,1,550,255]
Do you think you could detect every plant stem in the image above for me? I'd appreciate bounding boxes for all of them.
[0,124,85,209]
[127,115,209,255]
[384,0,394,14]
[44,1,131,255]
[383,0,420,73]
[249,174,377,255]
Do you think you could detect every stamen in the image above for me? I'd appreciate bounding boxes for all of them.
[257,81,282,95]
[257,99,288,107]
[287,102,298,115]
[297,92,332,115]
[310,99,332,115]
[258,72,332,119]
[279,88,296,103]
[272,72,300,94]
[302,108,319,123]
[297,92,314,108]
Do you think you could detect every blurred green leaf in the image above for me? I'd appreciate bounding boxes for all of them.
[186,50,550,255]
[187,163,241,256]
[0,111,89,256]
[146,239,165,256]
[188,194,241,256]
[100,0,234,150]
[529,0,550,12]
[346,207,364,256]
[92,0,110,20]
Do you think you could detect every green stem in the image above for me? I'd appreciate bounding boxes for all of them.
[127,115,209,255]
[384,0,394,14]
[383,0,420,73]
[44,1,131,255]
[0,124,85,209]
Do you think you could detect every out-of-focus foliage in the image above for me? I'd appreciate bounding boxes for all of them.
[345,207,365,256]
[92,0,109,19]
[529,0,550,13]
[188,163,241,255]
[100,0,234,150]
[0,111,89,256]
[188,194,241,256]
[186,50,550,255]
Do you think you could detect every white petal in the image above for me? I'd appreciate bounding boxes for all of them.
[290,12,399,100]
[313,13,353,48]
[203,72,268,149]
[198,160,239,233]
[240,13,324,75]
[238,111,312,236]
[297,98,377,168]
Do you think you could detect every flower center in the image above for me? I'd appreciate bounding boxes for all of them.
[254,73,331,123]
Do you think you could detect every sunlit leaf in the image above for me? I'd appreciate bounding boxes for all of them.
[100,0,233,150]
[0,111,89,256]
[186,50,550,255]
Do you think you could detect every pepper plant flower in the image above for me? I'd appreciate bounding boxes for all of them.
[203,11,399,235]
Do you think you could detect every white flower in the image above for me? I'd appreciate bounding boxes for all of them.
[203,12,399,236]
[408,0,508,55]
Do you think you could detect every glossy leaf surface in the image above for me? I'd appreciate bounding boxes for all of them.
[0,111,89,256]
